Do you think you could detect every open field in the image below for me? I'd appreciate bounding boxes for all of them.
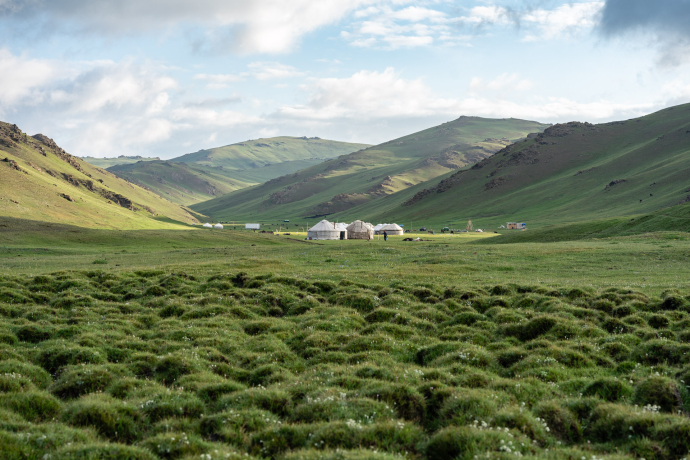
[1,219,690,459]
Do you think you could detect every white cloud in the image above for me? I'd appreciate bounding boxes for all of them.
[274,66,654,125]
[247,62,304,80]
[193,62,303,88]
[0,48,66,108]
[342,4,461,49]
[522,2,604,41]
[4,0,379,54]
[194,73,247,88]
[276,67,456,120]
[456,6,512,26]
[456,2,604,42]
[390,6,446,22]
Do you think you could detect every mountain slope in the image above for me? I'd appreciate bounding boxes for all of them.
[101,136,370,205]
[191,117,550,221]
[106,161,254,205]
[0,122,200,229]
[174,136,370,169]
[382,103,690,228]
[476,201,690,244]
[80,156,160,168]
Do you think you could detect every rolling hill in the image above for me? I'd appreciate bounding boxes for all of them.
[80,155,160,168]
[478,201,690,244]
[0,122,200,229]
[101,137,370,205]
[191,117,550,221]
[368,103,690,229]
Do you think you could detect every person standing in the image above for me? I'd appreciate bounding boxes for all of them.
[383,231,388,241]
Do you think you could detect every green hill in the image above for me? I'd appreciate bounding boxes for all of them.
[106,136,369,205]
[174,136,370,169]
[477,201,690,244]
[364,103,690,229]
[0,122,200,229]
[80,155,160,168]
[106,161,254,205]
[191,117,550,221]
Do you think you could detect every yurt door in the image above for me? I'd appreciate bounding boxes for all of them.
[340,231,345,240]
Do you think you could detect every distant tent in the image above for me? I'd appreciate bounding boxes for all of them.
[373,223,388,234]
[347,220,374,240]
[214,223,223,229]
[380,223,404,235]
[203,223,212,228]
[307,220,341,240]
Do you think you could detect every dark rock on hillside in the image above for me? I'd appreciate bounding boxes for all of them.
[605,179,627,190]
[2,157,26,173]
[32,133,84,173]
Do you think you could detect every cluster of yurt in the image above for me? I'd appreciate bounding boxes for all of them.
[306,219,402,240]
[202,223,224,229]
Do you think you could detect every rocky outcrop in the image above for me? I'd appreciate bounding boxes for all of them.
[32,133,84,173]
[2,157,26,174]
[485,176,507,190]
[605,179,627,190]
[0,123,23,148]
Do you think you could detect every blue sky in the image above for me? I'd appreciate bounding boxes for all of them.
[0,0,688,158]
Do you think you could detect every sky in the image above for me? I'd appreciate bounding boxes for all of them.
[0,0,689,158]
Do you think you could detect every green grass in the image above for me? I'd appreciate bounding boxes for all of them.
[106,137,369,206]
[1,216,690,458]
[175,136,370,170]
[80,156,160,169]
[480,202,690,244]
[191,117,549,222]
[379,103,690,228]
[0,122,199,229]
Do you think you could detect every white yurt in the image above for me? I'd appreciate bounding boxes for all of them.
[307,220,341,240]
[380,223,404,235]
[335,222,348,232]
[346,220,374,240]
[373,223,388,234]
[203,223,212,228]
[214,223,224,229]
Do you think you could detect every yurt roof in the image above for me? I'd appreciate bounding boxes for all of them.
[365,223,375,230]
[381,223,403,231]
[203,223,212,228]
[309,219,336,232]
[335,222,348,230]
[346,220,370,232]
[373,223,387,231]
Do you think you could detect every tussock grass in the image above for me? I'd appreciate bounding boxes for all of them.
[0,269,689,458]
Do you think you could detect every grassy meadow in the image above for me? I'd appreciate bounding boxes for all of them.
[1,216,690,459]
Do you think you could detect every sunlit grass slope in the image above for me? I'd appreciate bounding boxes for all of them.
[0,122,199,229]
[192,117,549,221]
[385,103,690,228]
[480,202,690,244]
[81,155,160,169]
[106,137,369,205]
[174,136,370,170]
[107,161,254,205]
